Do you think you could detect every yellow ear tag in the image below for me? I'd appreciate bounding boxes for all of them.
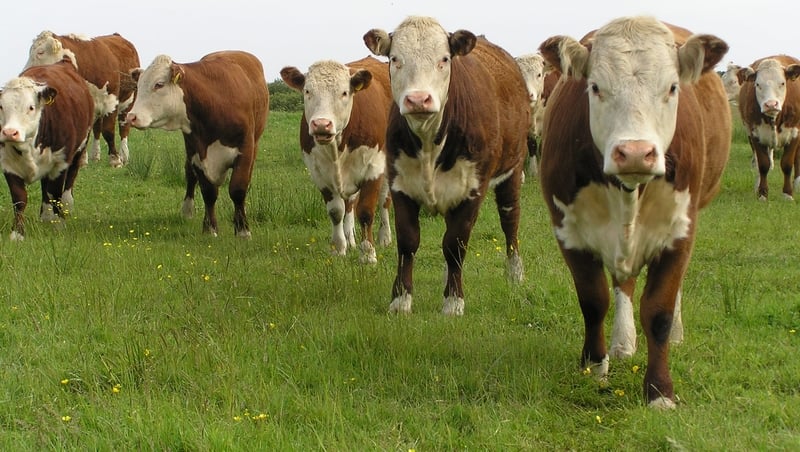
[353,81,364,92]
[172,73,182,84]
[45,96,55,105]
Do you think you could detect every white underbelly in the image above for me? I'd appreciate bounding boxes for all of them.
[0,144,70,184]
[750,122,799,149]
[303,143,385,197]
[553,180,692,281]
[191,141,239,186]
[391,152,480,215]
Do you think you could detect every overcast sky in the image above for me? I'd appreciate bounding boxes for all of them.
[0,0,794,85]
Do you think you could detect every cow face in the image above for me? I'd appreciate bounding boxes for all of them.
[280,61,372,145]
[540,16,727,189]
[0,77,55,148]
[125,55,190,133]
[515,53,547,107]
[364,16,475,133]
[721,63,741,103]
[740,59,800,118]
[24,31,77,70]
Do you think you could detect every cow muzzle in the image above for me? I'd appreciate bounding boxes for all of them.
[0,127,24,143]
[400,90,436,116]
[309,118,336,144]
[606,140,662,185]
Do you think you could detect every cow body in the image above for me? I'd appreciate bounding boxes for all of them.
[25,31,140,167]
[280,56,392,263]
[364,16,528,315]
[737,55,800,200]
[126,51,268,238]
[539,16,730,408]
[0,60,94,240]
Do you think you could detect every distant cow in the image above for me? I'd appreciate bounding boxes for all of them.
[515,53,559,178]
[539,16,730,408]
[24,31,140,167]
[364,16,528,315]
[737,55,800,200]
[280,56,392,263]
[721,62,741,104]
[126,51,269,238]
[0,59,94,240]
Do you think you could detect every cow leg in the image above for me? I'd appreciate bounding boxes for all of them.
[670,287,684,344]
[89,119,103,162]
[356,176,383,264]
[182,158,197,219]
[229,144,256,239]
[639,242,692,409]
[40,178,58,223]
[610,276,637,359]
[441,199,482,316]
[5,173,27,241]
[118,107,134,165]
[377,176,392,247]
[780,142,799,200]
[390,190,420,314]
[526,134,539,180]
[323,189,348,256]
[60,154,84,216]
[563,248,611,379]
[102,113,122,168]
[494,172,524,283]
[794,143,800,194]
[197,173,220,237]
[751,138,772,200]
[343,196,356,249]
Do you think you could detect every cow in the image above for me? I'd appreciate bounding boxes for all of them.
[538,16,730,408]
[0,59,95,240]
[721,62,741,104]
[24,31,140,167]
[363,16,529,315]
[280,56,392,264]
[515,53,559,179]
[736,55,800,201]
[126,51,269,238]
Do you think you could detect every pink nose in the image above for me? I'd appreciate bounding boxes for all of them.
[1,128,19,141]
[403,91,434,113]
[762,100,781,114]
[310,118,333,134]
[612,140,657,173]
[125,112,137,125]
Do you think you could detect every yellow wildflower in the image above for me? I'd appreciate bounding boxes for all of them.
[62,415,71,422]
[60,379,69,385]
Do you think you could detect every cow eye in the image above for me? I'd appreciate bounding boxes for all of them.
[154,81,164,90]
[669,83,678,96]
[590,83,600,95]
[390,56,401,68]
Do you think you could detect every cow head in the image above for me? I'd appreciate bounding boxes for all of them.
[280,61,372,145]
[721,62,741,103]
[738,59,800,118]
[125,55,190,133]
[0,77,56,149]
[515,53,547,107]
[540,16,727,189]
[364,16,475,134]
[24,31,77,71]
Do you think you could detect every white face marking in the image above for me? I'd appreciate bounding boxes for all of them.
[127,55,190,133]
[300,61,357,144]
[515,53,546,107]
[190,141,239,186]
[24,32,67,69]
[386,16,451,139]
[303,143,385,198]
[585,19,680,185]
[753,59,789,117]
[0,77,47,147]
[553,180,691,282]
[721,63,741,102]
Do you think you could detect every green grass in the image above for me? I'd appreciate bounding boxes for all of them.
[0,110,797,450]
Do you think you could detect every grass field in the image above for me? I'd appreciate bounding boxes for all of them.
[0,109,797,450]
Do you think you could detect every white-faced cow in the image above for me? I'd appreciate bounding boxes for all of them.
[364,16,529,315]
[721,62,741,104]
[737,55,800,200]
[515,53,547,179]
[126,51,269,238]
[539,16,730,408]
[24,31,140,167]
[280,56,392,264]
[0,59,94,240]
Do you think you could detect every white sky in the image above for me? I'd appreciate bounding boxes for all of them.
[0,0,794,85]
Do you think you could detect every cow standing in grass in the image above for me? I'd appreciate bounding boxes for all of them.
[364,16,529,315]
[0,59,94,240]
[280,56,392,263]
[539,16,730,408]
[126,51,269,238]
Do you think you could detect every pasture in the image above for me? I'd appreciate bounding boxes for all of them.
[0,110,797,450]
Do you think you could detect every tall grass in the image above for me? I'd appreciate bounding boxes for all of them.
[0,109,796,450]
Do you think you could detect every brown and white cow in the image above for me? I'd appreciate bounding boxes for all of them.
[364,16,529,315]
[736,55,800,200]
[25,31,140,167]
[280,56,392,263]
[721,62,741,104]
[126,51,268,238]
[515,53,559,179]
[0,59,95,240]
[539,16,730,408]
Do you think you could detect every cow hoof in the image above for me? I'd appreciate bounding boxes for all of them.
[782,193,794,201]
[758,195,767,202]
[389,293,412,314]
[359,241,377,264]
[648,396,677,410]
[9,231,24,241]
[442,296,464,316]
[109,155,123,168]
[237,230,252,240]
[506,253,524,283]
[377,227,392,247]
[583,354,610,379]
[181,200,195,218]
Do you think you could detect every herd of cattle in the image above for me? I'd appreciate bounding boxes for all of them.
[1,15,797,409]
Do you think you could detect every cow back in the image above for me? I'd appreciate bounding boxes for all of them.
[21,61,94,154]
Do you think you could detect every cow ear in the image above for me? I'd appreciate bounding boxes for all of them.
[678,34,729,85]
[737,66,755,84]
[170,64,185,85]
[279,66,306,92]
[130,68,142,82]
[364,29,392,57]
[350,69,373,93]
[539,35,589,79]
[785,64,800,82]
[38,86,57,105]
[449,30,476,57]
